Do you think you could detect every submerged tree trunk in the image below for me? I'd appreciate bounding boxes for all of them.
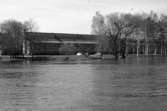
[154,48,157,55]
[136,40,140,56]
[153,40,157,55]
[120,38,126,59]
[145,41,149,55]
[112,36,119,60]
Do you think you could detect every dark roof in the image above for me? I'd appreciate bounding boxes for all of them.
[25,32,98,43]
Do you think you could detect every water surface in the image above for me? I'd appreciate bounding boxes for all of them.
[0,56,167,111]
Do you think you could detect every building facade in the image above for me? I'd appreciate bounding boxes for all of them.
[24,32,98,55]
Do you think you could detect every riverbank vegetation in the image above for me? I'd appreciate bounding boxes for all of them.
[91,11,167,59]
[0,19,38,55]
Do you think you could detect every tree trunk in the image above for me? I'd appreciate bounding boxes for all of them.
[120,38,126,59]
[113,36,119,60]
[154,48,157,55]
[136,40,139,56]
[145,42,148,55]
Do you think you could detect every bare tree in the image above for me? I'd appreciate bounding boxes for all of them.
[91,11,107,55]
[159,14,167,55]
[0,19,38,55]
[91,11,106,35]
[0,19,24,55]
[23,19,39,32]
[105,13,137,59]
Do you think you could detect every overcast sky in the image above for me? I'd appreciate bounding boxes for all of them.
[0,0,166,34]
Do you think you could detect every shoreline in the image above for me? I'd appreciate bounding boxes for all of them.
[0,54,166,61]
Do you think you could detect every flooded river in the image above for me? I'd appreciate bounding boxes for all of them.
[0,56,167,111]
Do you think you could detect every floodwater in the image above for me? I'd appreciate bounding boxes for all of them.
[0,56,167,111]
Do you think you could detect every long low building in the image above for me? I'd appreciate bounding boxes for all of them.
[24,32,99,55]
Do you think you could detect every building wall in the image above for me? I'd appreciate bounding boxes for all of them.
[25,32,98,55]
[29,42,97,55]
[30,43,61,55]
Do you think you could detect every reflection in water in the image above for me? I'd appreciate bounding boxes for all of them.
[0,64,39,111]
[91,57,167,111]
[0,56,167,111]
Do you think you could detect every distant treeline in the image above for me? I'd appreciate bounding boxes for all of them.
[91,11,167,59]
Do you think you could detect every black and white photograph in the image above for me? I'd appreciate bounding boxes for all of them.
[0,0,167,111]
